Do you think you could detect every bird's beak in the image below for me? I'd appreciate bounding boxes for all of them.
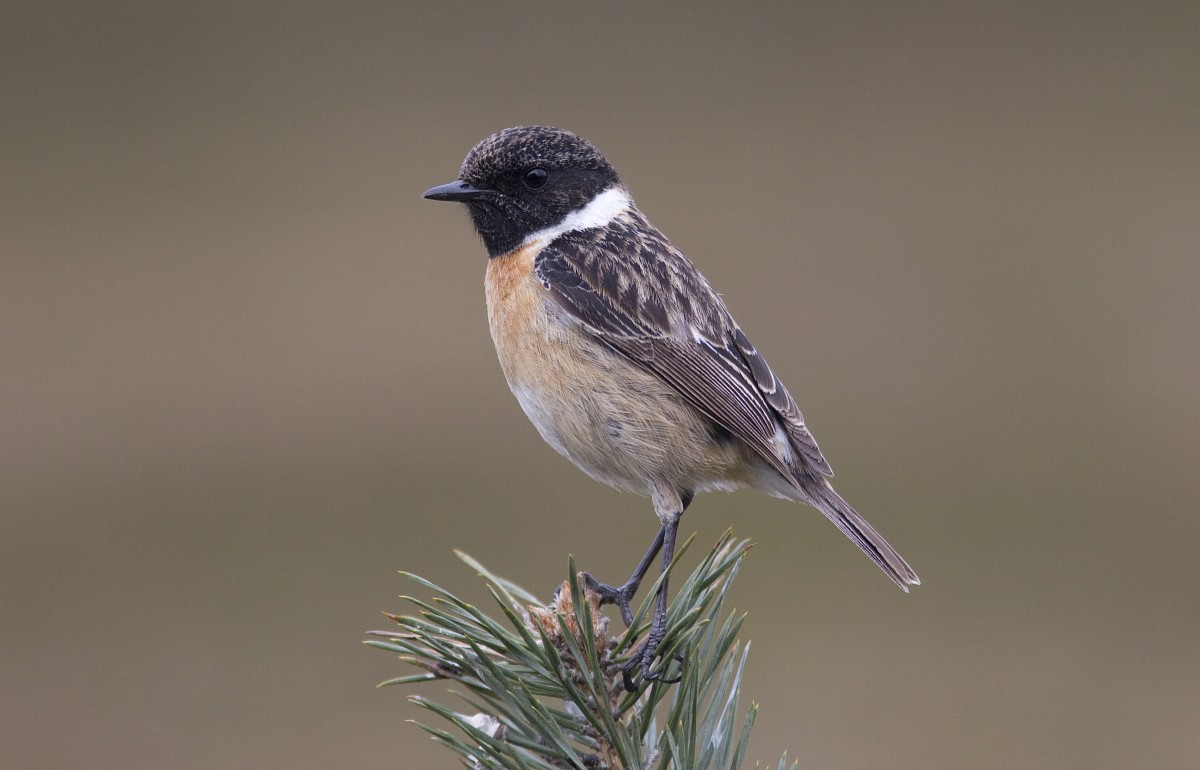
[422,180,492,202]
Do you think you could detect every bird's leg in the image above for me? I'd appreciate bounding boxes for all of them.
[582,525,665,627]
[621,517,681,691]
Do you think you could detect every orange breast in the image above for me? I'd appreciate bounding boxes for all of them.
[484,241,550,386]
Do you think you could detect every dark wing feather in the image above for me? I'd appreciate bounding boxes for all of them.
[534,214,831,482]
[730,328,832,475]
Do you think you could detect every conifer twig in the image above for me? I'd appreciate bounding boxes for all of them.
[367,530,794,770]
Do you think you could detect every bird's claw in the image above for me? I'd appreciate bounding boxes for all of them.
[582,572,636,627]
[620,635,684,692]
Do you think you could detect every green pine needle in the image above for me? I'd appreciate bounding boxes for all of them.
[368,530,792,770]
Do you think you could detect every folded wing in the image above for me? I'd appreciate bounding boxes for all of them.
[535,227,831,485]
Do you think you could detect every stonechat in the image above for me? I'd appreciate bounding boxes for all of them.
[423,126,919,690]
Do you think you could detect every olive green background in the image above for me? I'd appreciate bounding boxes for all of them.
[3,3,1198,769]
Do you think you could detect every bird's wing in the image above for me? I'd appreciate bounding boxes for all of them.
[534,221,832,482]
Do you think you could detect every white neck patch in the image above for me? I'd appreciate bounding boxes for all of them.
[523,186,631,247]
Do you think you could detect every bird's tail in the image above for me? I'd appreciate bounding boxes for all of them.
[803,476,920,591]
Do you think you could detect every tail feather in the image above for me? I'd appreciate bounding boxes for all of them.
[805,477,920,591]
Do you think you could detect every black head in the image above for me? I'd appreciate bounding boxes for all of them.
[423,126,622,257]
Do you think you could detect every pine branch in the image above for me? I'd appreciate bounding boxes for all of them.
[367,530,795,770]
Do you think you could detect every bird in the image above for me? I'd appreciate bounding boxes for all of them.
[422,125,919,690]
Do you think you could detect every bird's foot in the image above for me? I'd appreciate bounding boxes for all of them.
[581,572,638,628]
[620,626,683,692]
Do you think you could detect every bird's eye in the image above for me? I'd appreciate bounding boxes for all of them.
[522,167,549,190]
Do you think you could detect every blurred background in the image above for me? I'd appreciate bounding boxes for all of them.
[3,3,1198,768]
